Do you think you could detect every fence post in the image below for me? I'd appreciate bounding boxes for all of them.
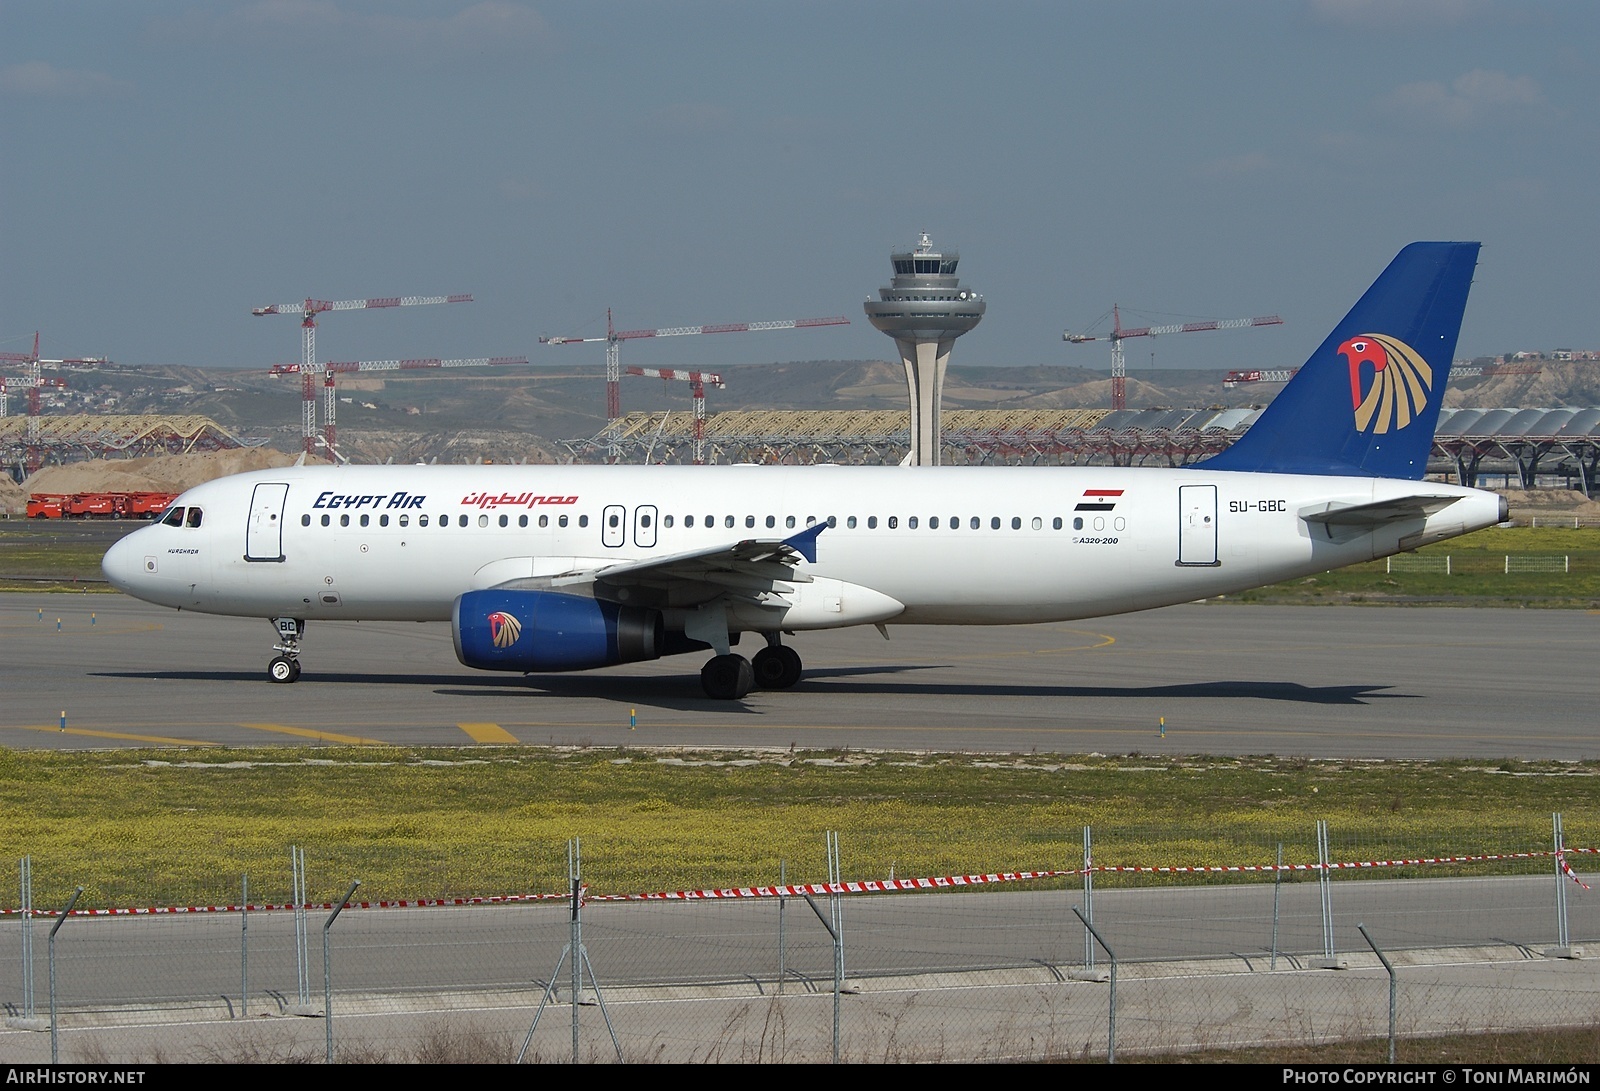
[1271,842,1282,972]
[798,889,843,1064]
[20,857,35,1022]
[1072,906,1117,1064]
[1082,825,1095,969]
[47,886,82,1065]
[1314,820,1347,969]
[1545,812,1582,959]
[323,879,360,1064]
[1357,923,1396,1064]
[292,846,312,1013]
[240,873,249,1019]
[777,860,787,996]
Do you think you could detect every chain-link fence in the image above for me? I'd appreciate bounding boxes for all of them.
[5,825,1598,1063]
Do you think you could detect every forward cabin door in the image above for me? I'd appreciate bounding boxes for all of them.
[244,482,290,562]
[1177,484,1219,566]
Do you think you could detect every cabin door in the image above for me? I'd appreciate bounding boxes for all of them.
[1177,484,1219,566]
[244,483,290,563]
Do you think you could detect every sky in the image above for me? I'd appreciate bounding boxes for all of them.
[3,1,1598,380]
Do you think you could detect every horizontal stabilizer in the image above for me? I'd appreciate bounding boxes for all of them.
[1301,495,1461,528]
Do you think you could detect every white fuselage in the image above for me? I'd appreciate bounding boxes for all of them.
[103,464,1504,630]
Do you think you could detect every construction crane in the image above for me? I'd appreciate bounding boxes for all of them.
[625,366,725,464]
[252,294,472,460]
[0,375,67,419]
[541,309,849,420]
[1064,306,1283,411]
[1223,368,1299,387]
[0,332,110,464]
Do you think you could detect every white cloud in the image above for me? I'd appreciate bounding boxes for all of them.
[1377,70,1544,130]
[0,61,133,98]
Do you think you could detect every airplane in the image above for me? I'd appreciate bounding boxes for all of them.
[103,242,1505,699]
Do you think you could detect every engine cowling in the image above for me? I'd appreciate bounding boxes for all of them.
[453,589,663,673]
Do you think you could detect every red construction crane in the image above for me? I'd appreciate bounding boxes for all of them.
[542,309,849,420]
[252,294,472,460]
[1065,306,1283,411]
[0,332,110,465]
[625,366,725,464]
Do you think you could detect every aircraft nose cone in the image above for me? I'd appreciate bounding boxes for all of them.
[101,533,144,594]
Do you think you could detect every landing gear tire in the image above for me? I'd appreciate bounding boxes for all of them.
[752,645,802,689]
[268,655,299,684]
[701,654,755,700]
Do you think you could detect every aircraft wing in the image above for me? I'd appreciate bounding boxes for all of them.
[1300,495,1463,528]
[495,523,827,607]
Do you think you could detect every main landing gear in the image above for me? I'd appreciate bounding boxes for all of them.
[267,617,304,684]
[700,636,803,700]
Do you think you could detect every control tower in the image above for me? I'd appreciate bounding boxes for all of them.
[864,232,985,465]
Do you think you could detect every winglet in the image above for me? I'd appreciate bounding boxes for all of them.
[782,522,827,563]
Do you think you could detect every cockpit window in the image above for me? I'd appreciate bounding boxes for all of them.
[186,508,203,529]
[162,506,186,527]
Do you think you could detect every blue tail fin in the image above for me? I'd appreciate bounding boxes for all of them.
[1196,242,1479,479]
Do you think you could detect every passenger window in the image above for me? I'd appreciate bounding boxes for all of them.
[765,515,775,528]
[339,514,349,527]
[685,515,695,528]
[745,515,755,528]
[704,515,713,527]
[460,514,469,527]
[725,515,735,529]
[970,516,979,530]
[441,518,449,531]
[827,515,837,528]
[991,517,1001,530]
[379,514,389,527]
[1032,517,1042,530]
[321,514,331,527]
[785,516,796,529]
[908,516,918,529]
[608,513,620,528]
[399,515,409,527]
[868,516,878,529]
[806,516,817,526]
[518,515,527,528]
[578,515,589,528]
[641,514,652,528]
[888,516,898,529]
[538,514,548,527]
[558,515,568,527]
[1073,517,1083,530]
[664,515,674,528]
[1052,517,1062,530]
[930,517,940,529]
[358,514,368,527]
[480,515,490,527]
[301,514,311,527]
[847,516,857,529]
[161,506,185,527]
[1012,517,1022,530]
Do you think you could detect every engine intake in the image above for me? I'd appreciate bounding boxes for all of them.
[453,590,662,673]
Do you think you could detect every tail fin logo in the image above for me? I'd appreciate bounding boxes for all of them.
[1342,333,1433,434]
[488,611,521,648]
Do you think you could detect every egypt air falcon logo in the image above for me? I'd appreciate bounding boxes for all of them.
[488,611,522,649]
[1341,333,1433,435]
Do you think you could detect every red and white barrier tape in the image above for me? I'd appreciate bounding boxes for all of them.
[2,850,1590,918]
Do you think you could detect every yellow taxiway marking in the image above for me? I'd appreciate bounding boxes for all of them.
[9,725,217,747]
[458,722,519,744]
[238,723,386,745]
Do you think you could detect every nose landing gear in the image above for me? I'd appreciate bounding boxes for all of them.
[268,617,305,683]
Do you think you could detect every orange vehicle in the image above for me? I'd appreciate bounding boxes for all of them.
[26,491,179,519]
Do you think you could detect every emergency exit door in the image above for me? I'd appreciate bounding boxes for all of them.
[1177,484,1219,566]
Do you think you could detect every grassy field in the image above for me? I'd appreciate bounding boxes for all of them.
[3,747,1596,911]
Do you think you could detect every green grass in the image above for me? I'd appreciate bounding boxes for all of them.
[1234,525,1600,606]
[3,747,1597,911]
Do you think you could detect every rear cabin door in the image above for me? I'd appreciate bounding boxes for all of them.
[1177,484,1219,567]
[601,504,626,548]
[244,482,290,562]
[633,505,658,548]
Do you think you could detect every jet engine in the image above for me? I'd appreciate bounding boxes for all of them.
[452,589,663,672]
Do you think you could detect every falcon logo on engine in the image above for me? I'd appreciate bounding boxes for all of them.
[488,611,522,648]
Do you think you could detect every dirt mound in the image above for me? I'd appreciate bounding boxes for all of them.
[1496,488,1600,523]
[0,477,26,515]
[24,449,325,497]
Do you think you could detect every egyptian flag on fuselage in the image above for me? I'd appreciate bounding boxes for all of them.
[1075,489,1123,512]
